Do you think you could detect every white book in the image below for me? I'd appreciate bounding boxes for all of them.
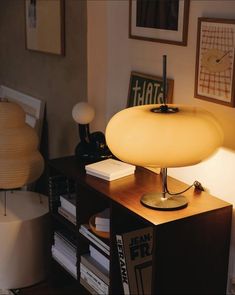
[80,263,109,294]
[80,224,110,251]
[95,224,110,232]
[79,227,110,256]
[85,159,135,181]
[60,193,76,216]
[80,270,106,294]
[81,253,109,285]
[53,243,77,265]
[54,231,76,251]
[80,277,98,295]
[58,206,76,225]
[89,245,110,272]
[95,208,110,226]
[52,246,77,278]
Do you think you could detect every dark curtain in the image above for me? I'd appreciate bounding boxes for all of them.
[136,0,179,31]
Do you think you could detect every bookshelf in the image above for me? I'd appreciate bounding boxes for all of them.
[47,155,232,294]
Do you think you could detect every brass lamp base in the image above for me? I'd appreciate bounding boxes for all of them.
[141,192,188,211]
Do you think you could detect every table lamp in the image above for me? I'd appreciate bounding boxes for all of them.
[105,56,223,210]
[72,101,112,162]
[0,99,49,289]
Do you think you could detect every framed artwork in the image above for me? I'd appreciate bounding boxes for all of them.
[127,72,174,107]
[195,18,235,107]
[129,0,190,46]
[25,0,65,55]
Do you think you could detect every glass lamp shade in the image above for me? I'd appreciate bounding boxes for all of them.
[0,101,44,189]
[105,104,223,168]
[72,102,95,125]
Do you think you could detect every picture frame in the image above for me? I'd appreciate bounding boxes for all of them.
[25,0,65,55]
[129,0,190,46]
[127,72,174,107]
[195,17,235,107]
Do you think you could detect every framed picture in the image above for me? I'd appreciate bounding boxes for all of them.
[129,0,190,46]
[195,18,235,107]
[127,72,174,107]
[25,0,65,55]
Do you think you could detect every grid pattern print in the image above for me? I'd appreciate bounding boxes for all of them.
[198,22,235,102]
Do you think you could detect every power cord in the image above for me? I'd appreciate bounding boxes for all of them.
[166,180,205,196]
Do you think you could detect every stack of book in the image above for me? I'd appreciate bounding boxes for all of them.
[95,208,110,232]
[58,193,76,225]
[80,245,109,294]
[79,224,110,256]
[85,158,136,181]
[51,230,77,279]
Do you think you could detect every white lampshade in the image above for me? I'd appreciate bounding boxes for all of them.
[106,103,223,210]
[105,104,223,168]
[0,190,49,289]
[0,101,44,189]
[72,102,95,125]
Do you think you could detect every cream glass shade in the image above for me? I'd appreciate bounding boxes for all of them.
[72,102,95,124]
[0,101,44,189]
[105,104,223,168]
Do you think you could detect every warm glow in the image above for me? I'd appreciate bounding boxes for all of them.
[105,104,223,168]
[72,102,95,125]
[0,102,44,189]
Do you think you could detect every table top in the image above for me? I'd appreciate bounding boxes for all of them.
[49,156,232,226]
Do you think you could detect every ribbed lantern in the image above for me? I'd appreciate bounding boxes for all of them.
[0,101,44,189]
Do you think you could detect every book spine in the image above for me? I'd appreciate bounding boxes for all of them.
[79,227,110,255]
[54,231,76,249]
[52,247,77,279]
[58,207,76,225]
[95,217,109,226]
[80,270,105,294]
[60,195,76,216]
[54,236,77,254]
[95,224,110,232]
[80,254,109,285]
[116,234,130,295]
[80,263,109,294]
[80,224,110,251]
[53,244,76,265]
[80,277,98,295]
[89,245,110,272]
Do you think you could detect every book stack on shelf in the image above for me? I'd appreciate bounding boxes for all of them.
[51,230,77,279]
[79,224,110,256]
[95,208,110,233]
[58,193,76,225]
[79,207,111,294]
[85,158,136,181]
[80,244,109,294]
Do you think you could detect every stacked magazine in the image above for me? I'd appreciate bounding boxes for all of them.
[95,208,110,232]
[79,224,110,256]
[80,245,109,294]
[85,159,136,181]
[51,230,77,279]
[58,193,76,225]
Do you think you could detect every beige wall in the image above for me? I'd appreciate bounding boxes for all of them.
[87,0,235,290]
[0,0,87,158]
[88,0,235,151]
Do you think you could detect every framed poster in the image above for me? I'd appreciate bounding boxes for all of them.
[129,0,190,46]
[195,18,235,107]
[127,72,174,107]
[25,0,65,55]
